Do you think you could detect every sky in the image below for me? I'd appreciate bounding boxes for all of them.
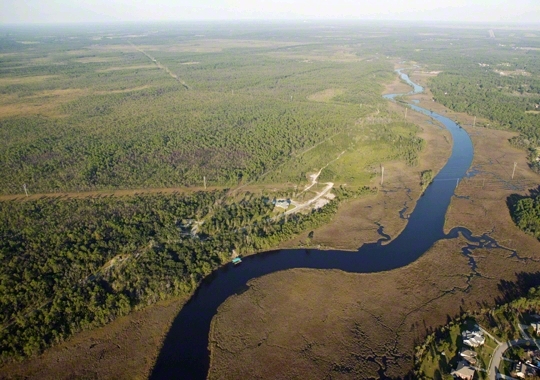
[1,0,540,24]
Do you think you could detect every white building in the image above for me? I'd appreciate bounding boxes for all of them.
[462,329,485,348]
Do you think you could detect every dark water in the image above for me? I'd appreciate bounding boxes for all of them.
[150,71,478,379]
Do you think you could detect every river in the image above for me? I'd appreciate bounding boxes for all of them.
[150,71,487,379]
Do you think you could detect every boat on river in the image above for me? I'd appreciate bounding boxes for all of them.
[232,257,242,265]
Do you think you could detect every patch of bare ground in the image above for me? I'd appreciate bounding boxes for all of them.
[94,85,151,94]
[263,45,364,62]
[0,75,58,85]
[0,88,85,118]
[0,297,188,380]
[306,88,344,102]
[95,64,157,72]
[72,56,122,63]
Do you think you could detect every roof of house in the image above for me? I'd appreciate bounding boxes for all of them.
[460,350,477,358]
[273,199,291,208]
[451,361,475,378]
[462,330,485,347]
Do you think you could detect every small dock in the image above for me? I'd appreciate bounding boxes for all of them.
[232,257,242,265]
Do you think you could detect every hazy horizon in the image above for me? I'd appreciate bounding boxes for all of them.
[2,0,540,25]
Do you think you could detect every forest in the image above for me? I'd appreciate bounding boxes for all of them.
[510,188,540,239]
[0,189,363,361]
[0,27,394,194]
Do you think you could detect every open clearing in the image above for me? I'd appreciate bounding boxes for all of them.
[307,88,344,102]
[94,85,151,94]
[95,64,157,72]
[0,75,57,85]
[72,56,122,63]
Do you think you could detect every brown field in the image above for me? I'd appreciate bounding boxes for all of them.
[307,88,344,103]
[94,85,151,94]
[0,75,57,85]
[65,49,95,56]
[0,88,85,119]
[264,50,364,62]
[95,65,157,72]
[72,56,122,63]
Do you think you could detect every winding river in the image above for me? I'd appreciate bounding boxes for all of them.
[150,71,489,379]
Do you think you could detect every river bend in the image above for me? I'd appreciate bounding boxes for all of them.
[151,71,480,379]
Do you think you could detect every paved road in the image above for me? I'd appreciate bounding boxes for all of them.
[488,339,530,380]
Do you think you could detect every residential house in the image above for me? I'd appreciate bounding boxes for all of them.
[459,350,478,365]
[461,329,485,348]
[451,361,475,380]
[273,199,291,209]
[515,362,525,379]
